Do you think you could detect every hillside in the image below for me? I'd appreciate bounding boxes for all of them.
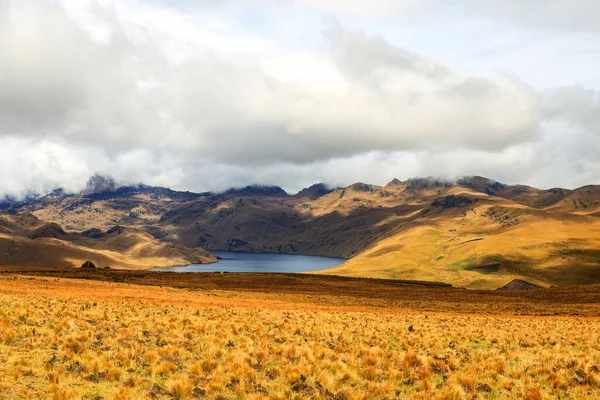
[0,213,216,269]
[5,176,600,288]
[322,196,600,289]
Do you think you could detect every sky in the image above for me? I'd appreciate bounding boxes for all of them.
[1,0,599,197]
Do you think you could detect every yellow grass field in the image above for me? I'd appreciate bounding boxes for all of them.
[1,274,600,399]
[322,204,600,290]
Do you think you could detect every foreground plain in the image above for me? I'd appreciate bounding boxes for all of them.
[1,270,600,399]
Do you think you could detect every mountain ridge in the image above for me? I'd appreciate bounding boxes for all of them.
[2,175,600,289]
[0,175,588,210]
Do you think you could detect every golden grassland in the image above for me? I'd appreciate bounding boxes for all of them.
[0,232,208,270]
[322,203,600,290]
[0,212,216,270]
[1,274,600,399]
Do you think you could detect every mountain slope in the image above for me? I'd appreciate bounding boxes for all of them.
[7,176,600,288]
[0,213,216,269]
[321,199,600,289]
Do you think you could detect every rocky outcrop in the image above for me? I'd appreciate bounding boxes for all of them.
[496,279,542,291]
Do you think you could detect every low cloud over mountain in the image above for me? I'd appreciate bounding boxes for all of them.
[1,0,599,198]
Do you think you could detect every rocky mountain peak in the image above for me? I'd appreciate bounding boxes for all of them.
[295,183,333,200]
[223,185,288,197]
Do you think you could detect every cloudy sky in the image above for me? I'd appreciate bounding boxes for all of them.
[1,0,599,197]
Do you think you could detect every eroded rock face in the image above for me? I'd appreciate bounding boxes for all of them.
[81,260,97,269]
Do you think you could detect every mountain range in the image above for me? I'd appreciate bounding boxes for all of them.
[1,175,599,289]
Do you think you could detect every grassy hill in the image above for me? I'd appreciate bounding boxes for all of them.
[0,213,215,269]
[321,201,600,289]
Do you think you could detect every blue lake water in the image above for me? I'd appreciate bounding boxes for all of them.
[155,251,345,273]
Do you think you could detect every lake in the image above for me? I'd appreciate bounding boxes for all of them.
[156,251,345,273]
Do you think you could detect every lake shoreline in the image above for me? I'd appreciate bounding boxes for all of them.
[152,250,346,273]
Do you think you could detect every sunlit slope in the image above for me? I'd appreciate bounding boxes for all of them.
[8,176,600,287]
[0,213,216,269]
[321,201,600,289]
[546,185,600,214]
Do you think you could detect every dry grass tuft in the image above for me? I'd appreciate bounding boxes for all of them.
[1,274,600,399]
[166,377,193,399]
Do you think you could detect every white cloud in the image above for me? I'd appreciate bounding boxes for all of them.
[0,0,599,199]
[291,0,421,19]
[456,0,600,34]
[0,137,96,198]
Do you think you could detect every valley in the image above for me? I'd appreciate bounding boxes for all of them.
[2,175,600,289]
[4,3,600,399]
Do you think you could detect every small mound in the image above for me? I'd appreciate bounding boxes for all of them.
[496,279,542,291]
[28,223,66,239]
[81,261,96,269]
